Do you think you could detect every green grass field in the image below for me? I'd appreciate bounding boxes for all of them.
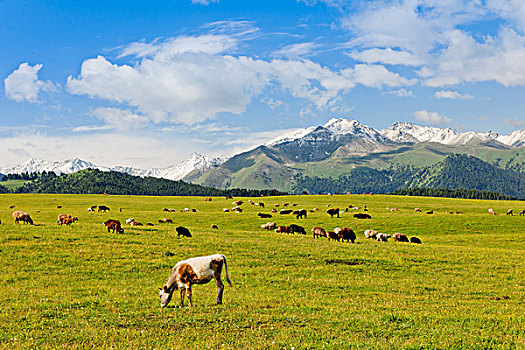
[0,194,524,349]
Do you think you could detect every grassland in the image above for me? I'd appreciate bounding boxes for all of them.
[0,193,524,349]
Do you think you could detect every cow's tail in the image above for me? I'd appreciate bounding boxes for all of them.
[222,255,233,287]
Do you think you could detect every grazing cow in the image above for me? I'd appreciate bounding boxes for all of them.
[13,211,33,225]
[376,233,391,242]
[271,208,277,213]
[354,213,372,219]
[507,209,513,216]
[410,236,422,244]
[280,209,293,215]
[283,203,289,207]
[392,233,409,243]
[520,210,525,216]
[57,214,78,225]
[334,227,356,243]
[118,208,123,212]
[163,207,170,211]
[176,226,192,238]
[289,224,306,235]
[327,231,339,241]
[274,204,280,207]
[488,209,495,215]
[427,210,433,214]
[391,208,399,211]
[326,208,340,218]
[126,218,135,224]
[225,195,233,199]
[146,223,154,227]
[232,200,243,206]
[455,211,462,214]
[131,221,143,226]
[274,226,292,234]
[223,208,230,212]
[261,222,276,230]
[211,224,218,230]
[159,254,232,308]
[98,205,110,212]
[9,205,15,209]
[104,219,124,233]
[90,205,97,211]
[364,229,378,240]
[169,209,177,213]
[258,202,265,208]
[415,208,421,212]
[312,226,327,238]
[293,209,307,219]
[257,213,272,219]
[159,218,173,223]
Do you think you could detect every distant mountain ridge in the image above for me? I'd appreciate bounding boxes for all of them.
[0,153,224,181]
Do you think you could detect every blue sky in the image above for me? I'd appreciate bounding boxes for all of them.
[2,0,525,168]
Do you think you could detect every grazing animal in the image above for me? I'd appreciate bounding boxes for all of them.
[507,209,513,216]
[488,209,495,215]
[334,227,356,243]
[354,213,372,219]
[104,219,124,233]
[293,209,307,219]
[312,226,327,238]
[90,205,97,211]
[223,208,230,212]
[289,224,306,235]
[376,233,391,242]
[326,208,340,218]
[257,213,272,219]
[279,209,293,215]
[274,226,292,234]
[427,210,433,214]
[391,208,399,211]
[233,200,243,206]
[98,205,110,212]
[131,221,143,226]
[57,205,62,208]
[159,254,232,308]
[225,196,233,200]
[415,208,421,212]
[13,211,34,225]
[159,218,173,224]
[392,233,409,243]
[146,223,154,227]
[126,218,135,224]
[176,226,192,238]
[9,205,15,209]
[455,211,462,214]
[271,208,277,213]
[327,231,339,241]
[258,202,265,208]
[283,203,289,207]
[211,224,218,230]
[364,229,378,240]
[520,210,525,216]
[118,208,123,212]
[261,222,276,230]
[410,236,422,244]
[57,214,78,225]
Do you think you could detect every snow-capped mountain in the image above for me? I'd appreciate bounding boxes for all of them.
[0,153,224,181]
[266,118,389,146]
[0,158,106,175]
[380,121,524,146]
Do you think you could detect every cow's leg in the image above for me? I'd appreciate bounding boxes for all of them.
[215,275,225,305]
[186,285,193,307]
[179,289,185,308]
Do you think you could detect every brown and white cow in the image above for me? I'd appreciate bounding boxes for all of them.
[159,254,232,308]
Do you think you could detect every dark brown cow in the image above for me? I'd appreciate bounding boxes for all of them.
[392,233,409,243]
[257,212,272,218]
[104,219,124,233]
[354,213,371,219]
[98,205,110,212]
[334,227,356,243]
[293,209,307,219]
[289,224,306,235]
[326,208,340,218]
[176,226,192,237]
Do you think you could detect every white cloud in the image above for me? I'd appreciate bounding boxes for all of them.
[4,63,56,103]
[350,48,423,66]
[414,110,452,126]
[387,89,414,97]
[191,0,219,5]
[89,107,150,131]
[67,34,413,124]
[435,90,473,99]
[272,42,319,59]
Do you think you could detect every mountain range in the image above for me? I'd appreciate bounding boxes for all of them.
[1,119,525,197]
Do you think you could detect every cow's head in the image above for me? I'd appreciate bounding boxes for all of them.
[159,286,173,307]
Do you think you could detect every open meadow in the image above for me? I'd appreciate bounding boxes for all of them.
[0,193,524,349]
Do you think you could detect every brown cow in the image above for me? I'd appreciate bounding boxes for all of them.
[289,224,306,235]
[334,227,356,243]
[13,211,33,225]
[392,233,409,243]
[293,209,307,219]
[104,219,123,233]
[57,214,78,225]
[159,217,173,223]
[274,226,292,234]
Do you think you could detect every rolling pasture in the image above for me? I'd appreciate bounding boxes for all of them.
[0,194,524,349]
